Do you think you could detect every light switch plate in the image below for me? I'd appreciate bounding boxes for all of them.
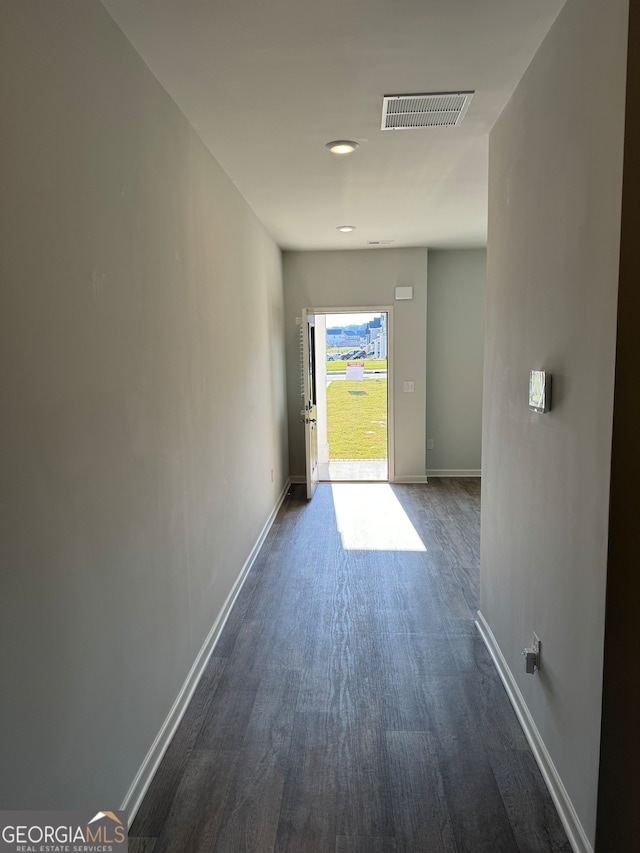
[403,381,415,392]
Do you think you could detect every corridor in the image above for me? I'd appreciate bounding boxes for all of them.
[129,480,570,852]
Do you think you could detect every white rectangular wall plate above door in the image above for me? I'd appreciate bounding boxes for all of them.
[395,286,413,300]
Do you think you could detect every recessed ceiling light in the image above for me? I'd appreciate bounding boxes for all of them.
[326,140,359,154]
[336,225,356,233]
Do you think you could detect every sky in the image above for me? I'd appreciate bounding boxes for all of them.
[325,312,382,326]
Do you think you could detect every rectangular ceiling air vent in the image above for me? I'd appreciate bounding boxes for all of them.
[381,91,474,130]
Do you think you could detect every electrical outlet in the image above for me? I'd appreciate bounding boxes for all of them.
[427,438,434,450]
[403,381,415,392]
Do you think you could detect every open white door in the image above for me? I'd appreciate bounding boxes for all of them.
[302,309,319,499]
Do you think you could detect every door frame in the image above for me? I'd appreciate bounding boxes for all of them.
[301,309,319,499]
[307,305,395,483]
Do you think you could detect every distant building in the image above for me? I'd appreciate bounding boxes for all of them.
[366,317,381,346]
[327,323,376,349]
[341,330,360,346]
[370,314,387,358]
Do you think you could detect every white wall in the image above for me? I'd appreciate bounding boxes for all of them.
[481,0,628,845]
[283,249,427,482]
[0,1,287,810]
[426,250,485,475]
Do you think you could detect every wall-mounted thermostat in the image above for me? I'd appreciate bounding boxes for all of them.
[529,370,551,413]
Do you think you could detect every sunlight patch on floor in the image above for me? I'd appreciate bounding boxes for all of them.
[331,483,426,551]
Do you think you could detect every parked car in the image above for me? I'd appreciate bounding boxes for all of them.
[351,350,368,359]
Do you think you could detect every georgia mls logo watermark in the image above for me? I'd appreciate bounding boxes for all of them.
[0,811,127,853]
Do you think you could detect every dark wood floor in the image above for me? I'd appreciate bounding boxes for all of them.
[129,479,571,853]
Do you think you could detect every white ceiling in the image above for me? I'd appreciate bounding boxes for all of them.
[102,0,565,251]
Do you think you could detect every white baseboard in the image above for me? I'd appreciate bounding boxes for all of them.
[475,611,592,853]
[292,474,434,485]
[426,469,481,477]
[292,474,432,485]
[121,478,292,826]
[293,473,479,484]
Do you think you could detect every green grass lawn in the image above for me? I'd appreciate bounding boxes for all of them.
[326,359,387,372]
[326,379,387,459]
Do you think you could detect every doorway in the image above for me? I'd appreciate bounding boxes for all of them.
[311,308,392,482]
